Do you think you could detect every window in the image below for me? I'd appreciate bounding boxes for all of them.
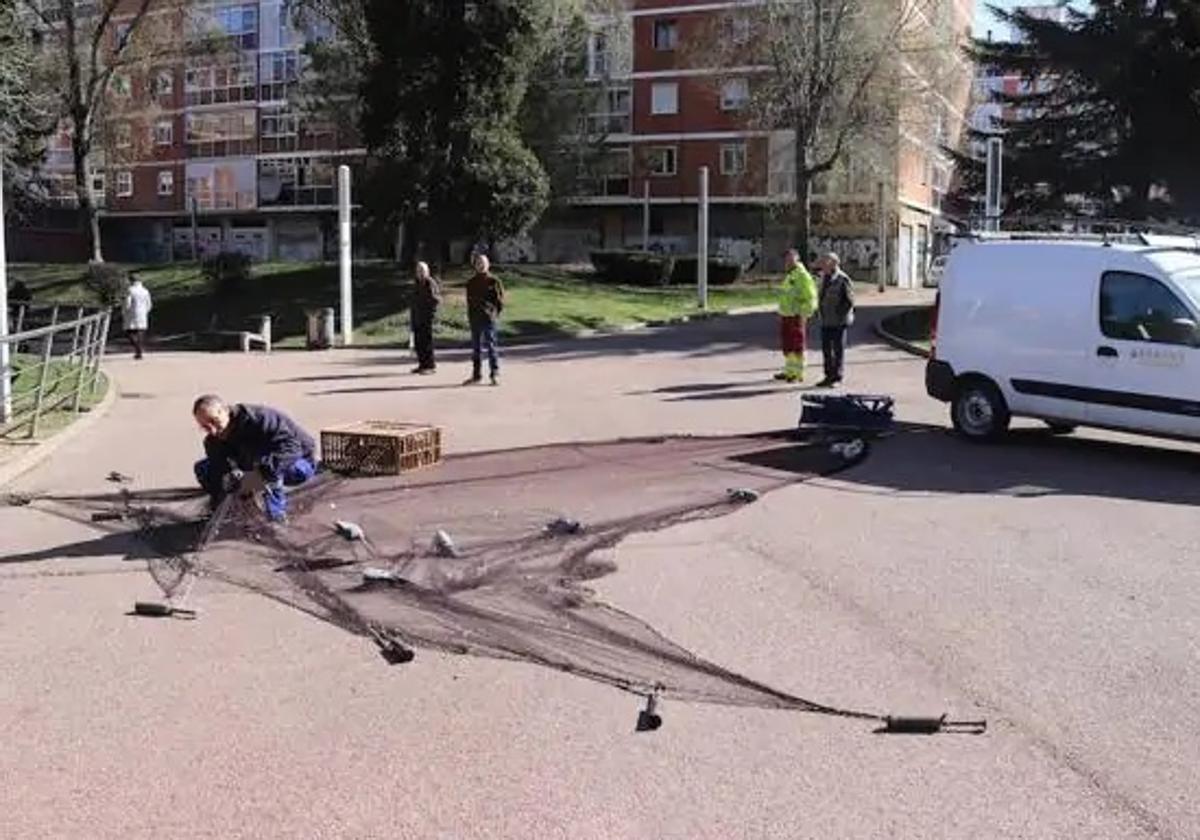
[646,146,677,177]
[259,50,301,102]
[154,120,173,146]
[587,32,609,78]
[158,170,174,196]
[260,108,300,152]
[185,60,257,106]
[190,2,259,49]
[185,109,257,156]
[720,143,747,176]
[578,147,631,197]
[650,82,678,115]
[1100,271,1199,346]
[116,171,133,197]
[721,78,750,111]
[725,14,752,44]
[91,172,106,198]
[115,22,131,46]
[260,110,298,139]
[155,69,174,96]
[584,86,631,135]
[653,19,678,51]
[257,157,336,208]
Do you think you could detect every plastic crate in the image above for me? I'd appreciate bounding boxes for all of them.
[320,421,442,476]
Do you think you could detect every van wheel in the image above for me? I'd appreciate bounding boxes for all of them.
[1045,422,1076,436]
[951,379,1010,442]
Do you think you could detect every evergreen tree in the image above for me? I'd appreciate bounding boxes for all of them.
[962,1,1200,221]
[0,0,53,219]
[354,0,552,262]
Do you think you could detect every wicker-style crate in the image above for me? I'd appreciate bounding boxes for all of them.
[321,421,442,476]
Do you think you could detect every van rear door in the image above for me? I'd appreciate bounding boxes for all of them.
[1077,269,1200,439]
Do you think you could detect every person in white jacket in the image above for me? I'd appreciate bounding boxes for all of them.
[123,274,153,360]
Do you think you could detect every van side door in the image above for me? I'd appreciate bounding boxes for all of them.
[1082,270,1200,438]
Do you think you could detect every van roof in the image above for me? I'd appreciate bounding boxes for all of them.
[952,239,1200,278]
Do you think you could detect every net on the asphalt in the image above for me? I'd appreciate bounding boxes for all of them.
[22,433,883,721]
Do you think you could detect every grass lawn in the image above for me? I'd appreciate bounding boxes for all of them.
[7,261,778,349]
[1,354,108,444]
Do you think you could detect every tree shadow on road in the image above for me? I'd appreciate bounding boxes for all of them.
[333,306,918,369]
[834,423,1200,508]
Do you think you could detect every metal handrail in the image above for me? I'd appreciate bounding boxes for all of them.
[2,304,112,440]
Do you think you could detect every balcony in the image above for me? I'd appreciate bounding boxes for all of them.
[186,187,256,212]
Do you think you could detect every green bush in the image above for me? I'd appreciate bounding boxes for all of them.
[83,262,129,308]
[670,256,744,286]
[202,252,253,297]
[589,250,676,286]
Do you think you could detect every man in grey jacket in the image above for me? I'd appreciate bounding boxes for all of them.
[815,252,855,388]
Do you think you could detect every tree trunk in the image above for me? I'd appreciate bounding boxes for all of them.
[73,147,103,263]
[794,170,813,267]
[792,135,813,266]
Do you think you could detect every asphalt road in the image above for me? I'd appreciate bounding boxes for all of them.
[3,292,1198,839]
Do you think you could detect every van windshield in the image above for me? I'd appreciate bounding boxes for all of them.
[1175,273,1200,310]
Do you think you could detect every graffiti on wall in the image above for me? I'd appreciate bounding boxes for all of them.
[812,202,877,228]
[810,236,881,272]
[714,237,762,271]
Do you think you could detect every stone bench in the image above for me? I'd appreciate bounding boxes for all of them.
[198,315,272,353]
[239,315,272,353]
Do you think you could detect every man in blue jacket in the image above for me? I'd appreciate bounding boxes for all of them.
[192,394,317,522]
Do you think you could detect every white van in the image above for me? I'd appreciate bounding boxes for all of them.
[926,240,1200,442]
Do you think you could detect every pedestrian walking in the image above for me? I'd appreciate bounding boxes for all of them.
[410,261,441,375]
[774,249,817,383]
[815,252,856,388]
[464,253,505,387]
[123,273,153,360]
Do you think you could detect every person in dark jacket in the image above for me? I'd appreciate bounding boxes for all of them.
[464,253,505,386]
[815,252,856,387]
[192,395,317,521]
[410,261,442,375]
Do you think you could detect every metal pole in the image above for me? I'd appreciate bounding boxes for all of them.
[642,179,650,252]
[697,166,709,311]
[29,310,57,439]
[91,310,111,395]
[73,317,94,413]
[876,180,887,293]
[338,164,353,346]
[190,195,200,261]
[0,144,10,424]
[985,136,1003,232]
[69,306,83,363]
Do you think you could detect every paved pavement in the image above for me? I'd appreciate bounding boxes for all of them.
[3,288,1200,839]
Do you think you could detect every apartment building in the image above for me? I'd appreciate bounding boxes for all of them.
[971,4,1067,139]
[29,0,359,263]
[557,0,976,284]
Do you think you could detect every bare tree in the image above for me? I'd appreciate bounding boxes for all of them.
[700,0,962,260]
[22,0,200,262]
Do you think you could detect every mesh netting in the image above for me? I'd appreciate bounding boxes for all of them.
[20,433,888,722]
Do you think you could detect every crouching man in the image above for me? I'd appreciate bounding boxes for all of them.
[192,394,317,522]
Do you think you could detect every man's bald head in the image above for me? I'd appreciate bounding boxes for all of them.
[193,394,232,438]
